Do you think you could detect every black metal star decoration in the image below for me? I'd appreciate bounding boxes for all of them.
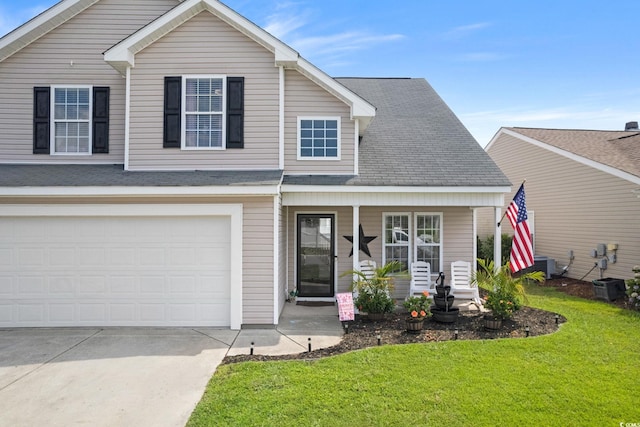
[343,224,377,257]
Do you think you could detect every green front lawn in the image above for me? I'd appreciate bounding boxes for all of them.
[188,286,640,427]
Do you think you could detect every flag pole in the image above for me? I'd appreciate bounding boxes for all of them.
[497,179,526,227]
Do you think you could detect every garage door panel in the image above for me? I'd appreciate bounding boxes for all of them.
[0,215,232,327]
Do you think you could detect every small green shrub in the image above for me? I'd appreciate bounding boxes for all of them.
[477,233,512,266]
[473,259,544,319]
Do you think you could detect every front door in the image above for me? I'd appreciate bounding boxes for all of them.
[297,214,335,298]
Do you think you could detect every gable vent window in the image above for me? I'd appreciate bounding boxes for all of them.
[163,76,244,150]
[32,86,109,155]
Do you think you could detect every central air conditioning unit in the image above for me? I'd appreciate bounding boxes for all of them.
[522,256,556,279]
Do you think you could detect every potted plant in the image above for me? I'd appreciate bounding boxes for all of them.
[473,259,545,329]
[348,261,401,320]
[287,289,298,303]
[403,291,431,333]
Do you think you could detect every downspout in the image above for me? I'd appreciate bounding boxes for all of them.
[124,66,131,170]
[354,119,359,175]
[273,171,285,325]
[278,65,285,170]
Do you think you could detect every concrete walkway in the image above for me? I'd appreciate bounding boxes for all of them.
[0,303,343,427]
[229,303,344,356]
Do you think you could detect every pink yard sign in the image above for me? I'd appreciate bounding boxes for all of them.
[336,292,355,321]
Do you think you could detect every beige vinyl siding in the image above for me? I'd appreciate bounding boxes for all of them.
[128,11,280,170]
[284,70,355,174]
[287,206,474,299]
[485,132,640,281]
[0,0,178,163]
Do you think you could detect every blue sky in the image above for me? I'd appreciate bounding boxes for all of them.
[1,0,639,146]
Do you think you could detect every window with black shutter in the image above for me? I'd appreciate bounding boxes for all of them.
[32,85,110,155]
[163,75,244,150]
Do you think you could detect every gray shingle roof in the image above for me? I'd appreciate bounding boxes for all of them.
[0,164,283,187]
[333,78,510,187]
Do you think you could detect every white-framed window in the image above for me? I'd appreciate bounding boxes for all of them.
[383,213,410,273]
[51,85,92,155]
[297,117,340,159]
[414,213,443,273]
[382,212,444,274]
[182,75,226,150]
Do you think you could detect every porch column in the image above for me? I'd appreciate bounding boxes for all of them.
[471,208,478,274]
[494,207,502,272]
[352,205,360,272]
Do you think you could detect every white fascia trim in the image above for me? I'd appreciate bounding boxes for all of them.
[104,0,298,75]
[281,185,511,194]
[0,0,97,62]
[0,186,280,197]
[500,128,640,185]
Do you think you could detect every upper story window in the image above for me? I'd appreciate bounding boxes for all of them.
[298,117,340,159]
[33,86,109,155]
[52,86,92,155]
[182,76,226,150]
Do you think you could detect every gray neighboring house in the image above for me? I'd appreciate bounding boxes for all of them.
[0,0,509,329]
[479,126,640,282]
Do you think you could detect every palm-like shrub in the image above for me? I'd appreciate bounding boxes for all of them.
[473,259,545,319]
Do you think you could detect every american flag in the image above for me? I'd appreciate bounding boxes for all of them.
[506,184,534,273]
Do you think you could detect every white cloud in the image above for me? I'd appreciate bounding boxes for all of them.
[260,1,404,68]
[443,22,492,40]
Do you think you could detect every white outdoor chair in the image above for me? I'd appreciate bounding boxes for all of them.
[450,260,482,305]
[358,259,377,280]
[409,261,434,296]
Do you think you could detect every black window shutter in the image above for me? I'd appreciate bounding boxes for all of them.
[33,87,50,154]
[226,77,244,149]
[92,87,109,153]
[164,76,182,148]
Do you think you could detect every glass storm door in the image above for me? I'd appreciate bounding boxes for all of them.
[297,214,335,297]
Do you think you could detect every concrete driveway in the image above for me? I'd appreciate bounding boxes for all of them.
[0,327,237,427]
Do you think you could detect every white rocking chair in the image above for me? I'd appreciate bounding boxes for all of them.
[450,260,482,305]
[409,261,434,296]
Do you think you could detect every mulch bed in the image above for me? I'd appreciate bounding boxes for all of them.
[222,277,630,365]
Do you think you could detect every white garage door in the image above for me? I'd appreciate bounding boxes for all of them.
[0,214,232,327]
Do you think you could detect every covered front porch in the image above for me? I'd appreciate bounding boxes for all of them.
[280,184,508,303]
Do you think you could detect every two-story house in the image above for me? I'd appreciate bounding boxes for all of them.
[0,0,510,329]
